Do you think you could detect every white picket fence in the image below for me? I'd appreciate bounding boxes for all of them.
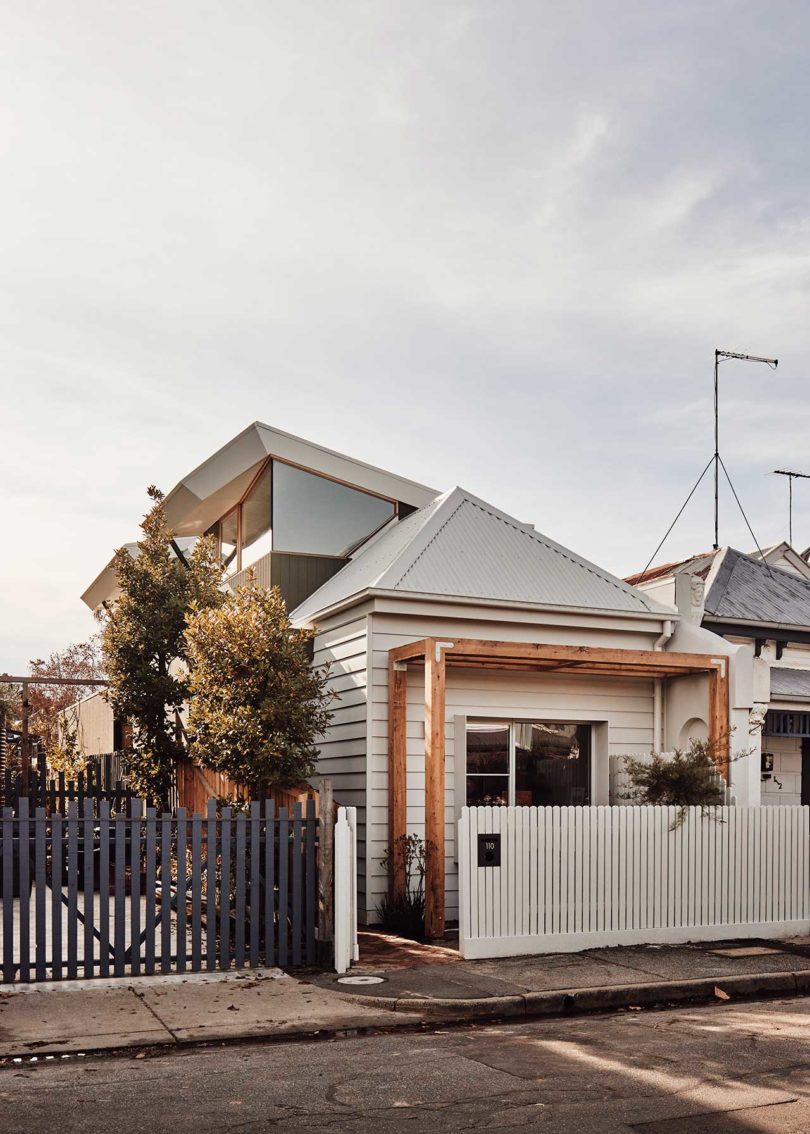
[458,805,810,959]
[334,806,359,974]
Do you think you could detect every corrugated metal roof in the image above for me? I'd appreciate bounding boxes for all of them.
[705,548,810,627]
[292,487,672,622]
[770,668,810,699]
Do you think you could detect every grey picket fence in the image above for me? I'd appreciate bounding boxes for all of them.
[1,797,318,984]
[2,752,137,815]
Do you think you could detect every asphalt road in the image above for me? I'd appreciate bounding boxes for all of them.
[3,998,810,1132]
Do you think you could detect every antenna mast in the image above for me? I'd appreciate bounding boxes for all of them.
[773,469,810,546]
[714,349,778,549]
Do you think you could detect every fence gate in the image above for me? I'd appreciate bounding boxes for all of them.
[1,798,319,984]
[459,804,810,959]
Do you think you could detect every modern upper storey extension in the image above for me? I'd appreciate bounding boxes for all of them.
[83,422,437,615]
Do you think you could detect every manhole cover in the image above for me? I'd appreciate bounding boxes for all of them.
[337,975,386,985]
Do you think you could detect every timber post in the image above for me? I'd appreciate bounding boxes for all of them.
[388,658,408,901]
[424,640,449,941]
[318,776,335,964]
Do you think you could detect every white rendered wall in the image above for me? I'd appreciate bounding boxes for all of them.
[761,733,803,806]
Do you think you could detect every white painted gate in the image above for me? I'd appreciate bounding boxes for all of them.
[334,806,359,974]
[458,805,810,959]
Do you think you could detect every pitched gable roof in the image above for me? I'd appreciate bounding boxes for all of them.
[704,547,810,627]
[292,487,673,622]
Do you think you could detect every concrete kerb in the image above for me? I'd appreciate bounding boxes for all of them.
[336,969,809,1022]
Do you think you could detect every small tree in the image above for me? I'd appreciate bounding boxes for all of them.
[101,486,224,804]
[377,834,432,940]
[185,580,334,793]
[0,682,20,729]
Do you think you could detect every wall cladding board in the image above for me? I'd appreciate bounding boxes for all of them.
[313,615,371,910]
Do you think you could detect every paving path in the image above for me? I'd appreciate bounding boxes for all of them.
[3,997,810,1132]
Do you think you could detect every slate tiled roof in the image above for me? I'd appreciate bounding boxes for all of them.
[291,487,673,622]
[704,548,810,627]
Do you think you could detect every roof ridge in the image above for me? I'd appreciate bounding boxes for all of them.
[388,492,468,589]
[394,492,659,611]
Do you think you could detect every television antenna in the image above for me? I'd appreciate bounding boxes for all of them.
[635,348,778,584]
[773,469,810,546]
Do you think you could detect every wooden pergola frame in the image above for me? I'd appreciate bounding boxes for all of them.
[387,637,730,939]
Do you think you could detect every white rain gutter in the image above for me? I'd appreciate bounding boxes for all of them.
[652,619,674,752]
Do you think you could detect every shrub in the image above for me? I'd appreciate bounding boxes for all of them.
[620,738,727,808]
[377,834,432,940]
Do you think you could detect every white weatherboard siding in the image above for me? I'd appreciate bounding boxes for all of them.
[312,612,371,913]
[69,690,115,756]
[366,611,656,925]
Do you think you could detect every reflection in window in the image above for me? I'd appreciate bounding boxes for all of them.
[272,461,395,556]
[220,508,238,570]
[241,464,273,569]
[465,721,591,807]
[515,723,590,807]
[466,724,509,807]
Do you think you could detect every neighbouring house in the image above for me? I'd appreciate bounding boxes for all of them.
[628,542,810,809]
[76,423,759,936]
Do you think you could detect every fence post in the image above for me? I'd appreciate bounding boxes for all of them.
[334,806,358,974]
[318,778,334,965]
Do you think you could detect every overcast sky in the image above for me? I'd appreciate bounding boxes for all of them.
[2,2,809,671]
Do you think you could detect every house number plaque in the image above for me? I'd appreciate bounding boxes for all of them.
[477,833,501,868]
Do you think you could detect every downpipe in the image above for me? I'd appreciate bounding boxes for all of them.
[653,619,673,752]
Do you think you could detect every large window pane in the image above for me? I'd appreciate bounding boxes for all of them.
[272,461,395,556]
[241,463,273,569]
[515,723,590,806]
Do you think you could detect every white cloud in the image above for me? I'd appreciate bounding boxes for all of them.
[1,1,810,666]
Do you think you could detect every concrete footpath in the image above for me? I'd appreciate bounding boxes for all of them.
[0,969,418,1060]
[313,932,810,1021]
[5,934,810,1060]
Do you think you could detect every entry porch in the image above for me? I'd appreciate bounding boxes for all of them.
[387,637,731,939]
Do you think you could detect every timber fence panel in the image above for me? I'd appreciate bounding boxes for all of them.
[234,811,246,970]
[1,798,322,985]
[305,797,317,965]
[249,802,261,968]
[459,805,810,960]
[278,807,289,969]
[264,800,276,968]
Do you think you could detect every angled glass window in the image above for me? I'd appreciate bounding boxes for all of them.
[241,463,273,569]
[272,461,395,556]
[220,508,238,571]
